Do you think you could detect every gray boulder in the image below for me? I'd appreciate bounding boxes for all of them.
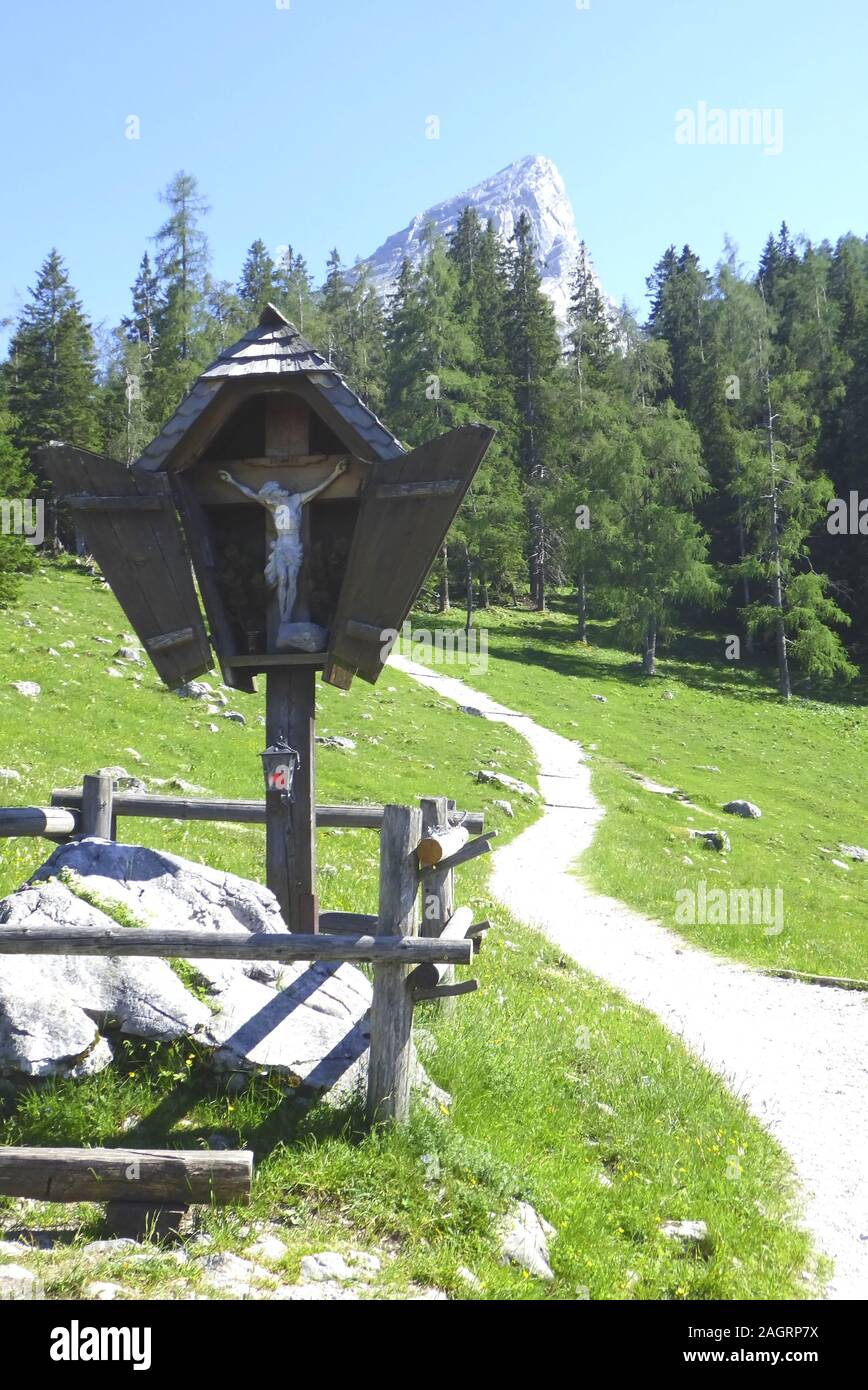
[659,1219,712,1256]
[839,843,868,863]
[0,840,372,1094]
[476,770,538,799]
[689,828,731,853]
[723,800,762,819]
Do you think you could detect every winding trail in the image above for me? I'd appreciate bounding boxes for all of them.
[391,654,868,1299]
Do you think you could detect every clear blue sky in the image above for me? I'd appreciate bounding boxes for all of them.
[1,0,865,346]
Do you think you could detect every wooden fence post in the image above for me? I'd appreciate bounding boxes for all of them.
[80,773,114,839]
[366,804,421,1126]
[420,795,456,1008]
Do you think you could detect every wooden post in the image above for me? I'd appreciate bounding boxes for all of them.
[366,804,421,1126]
[80,772,114,839]
[420,796,456,1005]
[265,666,318,932]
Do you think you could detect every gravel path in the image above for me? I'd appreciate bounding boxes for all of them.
[392,655,868,1299]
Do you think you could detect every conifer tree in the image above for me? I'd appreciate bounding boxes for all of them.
[237,239,276,319]
[149,172,212,423]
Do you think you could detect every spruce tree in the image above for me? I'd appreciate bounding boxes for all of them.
[237,239,276,319]
[149,172,212,424]
[0,403,36,605]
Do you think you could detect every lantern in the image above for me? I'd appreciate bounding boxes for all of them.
[260,737,299,803]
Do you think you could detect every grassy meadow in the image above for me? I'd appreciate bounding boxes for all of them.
[0,563,823,1299]
[402,600,868,982]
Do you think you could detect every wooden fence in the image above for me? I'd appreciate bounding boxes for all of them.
[0,774,494,1231]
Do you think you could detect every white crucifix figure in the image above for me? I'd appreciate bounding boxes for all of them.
[218,460,348,624]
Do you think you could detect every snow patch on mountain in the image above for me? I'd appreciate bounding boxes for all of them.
[356,154,605,327]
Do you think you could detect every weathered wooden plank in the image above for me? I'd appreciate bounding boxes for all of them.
[367,805,422,1126]
[0,807,79,838]
[373,480,461,499]
[0,1147,252,1204]
[50,791,485,835]
[325,423,495,685]
[35,443,213,689]
[407,906,474,992]
[318,911,379,935]
[146,627,196,653]
[411,979,478,1003]
[0,927,472,964]
[62,495,166,511]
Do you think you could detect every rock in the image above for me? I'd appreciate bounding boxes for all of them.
[247,1235,287,1264]
[659,1219,712,1256]
[662,690,675,700]
[456,1265,482,1291]
[723,800,762,819]
[275,621,328,654]
[106,668,124,678]
[299,1250,380,1284]
[10,681,40,699]
[315,736,357,751]
[223,711,246,725]
[0,1241,30,1257]
[0,768,21,782]
[839,844,868,863]
[84,1281,128,1300]
[115,647,142,663]
[476,770,538,799]
[196,1251,272,1295]
[1,841,373,1092]
[459,705,485,717]
[0,1264,42,1299]
[597,1173,613,1188]
[591,694,607,703]
[175,682,210,700]
[208,723,219,733]
[689,828,730,853]
[82,1239,141,1256]
[270,1280,361,1302]
[59,639,75,649]
[696,765,721,773]
[496,1201,555,1280]
[492,799,514,818]
[96,766,147,793]
[831,859,850,871]
[92,635,112,645]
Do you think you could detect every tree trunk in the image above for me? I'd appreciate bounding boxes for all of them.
[763,363,791,699]
[643,614,658,675]
[578,568,588,643]
[530,506,546,610]
[439,544,450,613]
[736,502,755,656]
[464,545,474,632]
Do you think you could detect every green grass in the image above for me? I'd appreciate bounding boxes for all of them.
[0,563,821,1299]
[402,599,868,981]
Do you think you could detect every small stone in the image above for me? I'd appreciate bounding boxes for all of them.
[831,859,850,871]
[689,828,730,853]
[270,1280,361,1302]
[459,705,485,717]
[659,1219,712,1256]
[662,690,675,700]
[92,635,112,645]
[223,711,246,725]
[476,770,538,799]
[0,768,21,782]
[497,1202,555,1280]
[85,1281,127,1300]
[82,1238,141,1256]
[596,1100,615,1116]
[456,1265,482,1291]
[723,800,762,819]
[839,844,868,863]
[115,647,142,663]
[591,694,607,703]
[106,668,124,678]
[315,735,356,750]
[196,1251,271,1294]
[208,723,219,733]
[299,1251,372,1284]
[175,682,210,700]
[0,1264,42,1299]
[492,799,514,818]
[597,1173,613,1188]
[247,1235,287,1263]
[0,1240,29,1257]
[11,681,40,698]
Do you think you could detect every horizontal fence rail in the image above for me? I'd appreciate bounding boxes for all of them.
[0,1147,252,1204]
[0,927,474,965]
[42,791,484,835]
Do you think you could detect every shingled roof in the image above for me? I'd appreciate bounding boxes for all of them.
[136,304,404,472]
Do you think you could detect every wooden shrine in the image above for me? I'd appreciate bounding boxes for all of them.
[37,305,494,932]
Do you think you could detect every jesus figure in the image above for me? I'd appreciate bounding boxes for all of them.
[218,460,348,624]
